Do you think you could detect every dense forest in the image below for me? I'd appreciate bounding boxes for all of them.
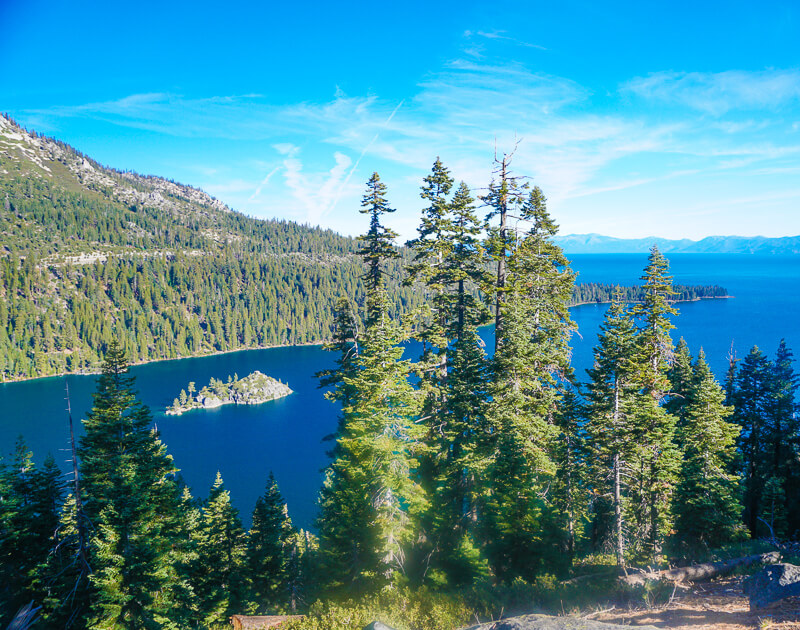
[0,115,725,381]
[1,156,797,630]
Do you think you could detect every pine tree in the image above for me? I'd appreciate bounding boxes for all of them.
[731,346,773,537]
[628,247,680,562]
[481,186,576,581]
[585,294,639,571]
[766,340,799,535]
[481,150,527,347]
[193,472,247,629]
[0,441,63,626]
[551,387,586,561]
[35,493,94,629]
[406,157,454,362]
[667,338,694,436]
[406,176,492,586]
[358,172,399,324]
[317,296,361,457]
[248,473,296,612]
[317,174,423,592]
[78,341,191,628]
[673,351,742,551]
[426,324,491,585]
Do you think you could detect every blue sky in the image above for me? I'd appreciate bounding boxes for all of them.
[2,0,799,241]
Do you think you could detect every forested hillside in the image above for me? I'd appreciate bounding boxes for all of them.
[0,116,725,381]
[0,115,422,379]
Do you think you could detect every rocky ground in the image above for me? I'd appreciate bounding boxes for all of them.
[591,578,800,630]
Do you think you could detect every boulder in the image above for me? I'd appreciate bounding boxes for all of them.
[363,623,397,630]
[198,395,224,408]
[743,563,800,610]
[461,614,659,630]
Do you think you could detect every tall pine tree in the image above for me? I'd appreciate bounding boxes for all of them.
[673,350,742,551]
[78,341,192,629]
[482,186,576,581]
[316,173,424,591]
[247,473,296,613]
[585,293,639,571]
[628,247,680,562]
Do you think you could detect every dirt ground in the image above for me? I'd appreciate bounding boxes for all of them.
[591,578,800,630]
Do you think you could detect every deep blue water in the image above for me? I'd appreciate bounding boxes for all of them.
[1,254,797,530]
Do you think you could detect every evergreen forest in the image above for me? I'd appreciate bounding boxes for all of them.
[2,155,798,630]
[0,115,724,381]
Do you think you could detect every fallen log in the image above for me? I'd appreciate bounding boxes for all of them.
[620,551,781,586]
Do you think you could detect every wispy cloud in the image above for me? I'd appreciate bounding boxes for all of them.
[272,144,355,225]
[248,165,281,201]
[23,59,800,239]
[623,69,800,115]
[329,99,405,215]
[465,29,547,51]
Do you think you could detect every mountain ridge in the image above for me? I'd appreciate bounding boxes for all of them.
[554,233,800,254]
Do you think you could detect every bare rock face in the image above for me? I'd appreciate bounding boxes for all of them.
[460,615,659,630]
[743,563,800,610]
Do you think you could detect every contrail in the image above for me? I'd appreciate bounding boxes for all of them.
[248,165,281,201]
[329,99,404,213]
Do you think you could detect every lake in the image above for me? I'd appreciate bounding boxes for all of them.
[1,254,798,530]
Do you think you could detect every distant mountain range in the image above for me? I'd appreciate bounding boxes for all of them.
[553,233,800,255]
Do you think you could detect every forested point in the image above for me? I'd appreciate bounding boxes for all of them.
[1,153,797,630]
[0,116,727,382]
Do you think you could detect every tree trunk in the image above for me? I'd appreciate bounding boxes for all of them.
[621,551,781,586]
[614,452,625,573]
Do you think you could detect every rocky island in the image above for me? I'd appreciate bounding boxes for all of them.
[166,371,292,416]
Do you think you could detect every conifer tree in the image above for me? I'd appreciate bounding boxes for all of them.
[766,340,799,534]
[0,442,62,626]
[406,157,454,365]
[317,297,360,409]
[481,150,527,347]
[358,172,399,323]
[731,346,773,537]
[193,472,248,629]
[78,341,191,628]
[585,293,639,571]
[404,160,456,572]
[629,247,680,562]
[481,186,576,581]
[673,351,742,550]
[667,338,694,436]
[248,473,296,612]
[408,177,492,585]
[317,174,423,591]
[36,493,94,629]
[551,387,586,561]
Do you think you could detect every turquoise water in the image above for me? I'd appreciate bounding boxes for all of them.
[1,254,797,529]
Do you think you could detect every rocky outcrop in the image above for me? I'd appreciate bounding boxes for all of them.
[230,615,301,629]
[743,563,800,610]
[361,615,661,630]
[167,371,292,415]
[460,615,659,630]
[362,615,659,630]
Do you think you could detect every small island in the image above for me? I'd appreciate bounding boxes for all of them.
[166,371,292,416]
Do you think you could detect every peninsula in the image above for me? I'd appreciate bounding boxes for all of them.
[167,371,292,416]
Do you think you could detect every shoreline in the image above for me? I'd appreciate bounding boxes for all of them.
[569,295,734,308]
[0,340,327,386]
[166,391,294,417]
[0,296,733,386]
